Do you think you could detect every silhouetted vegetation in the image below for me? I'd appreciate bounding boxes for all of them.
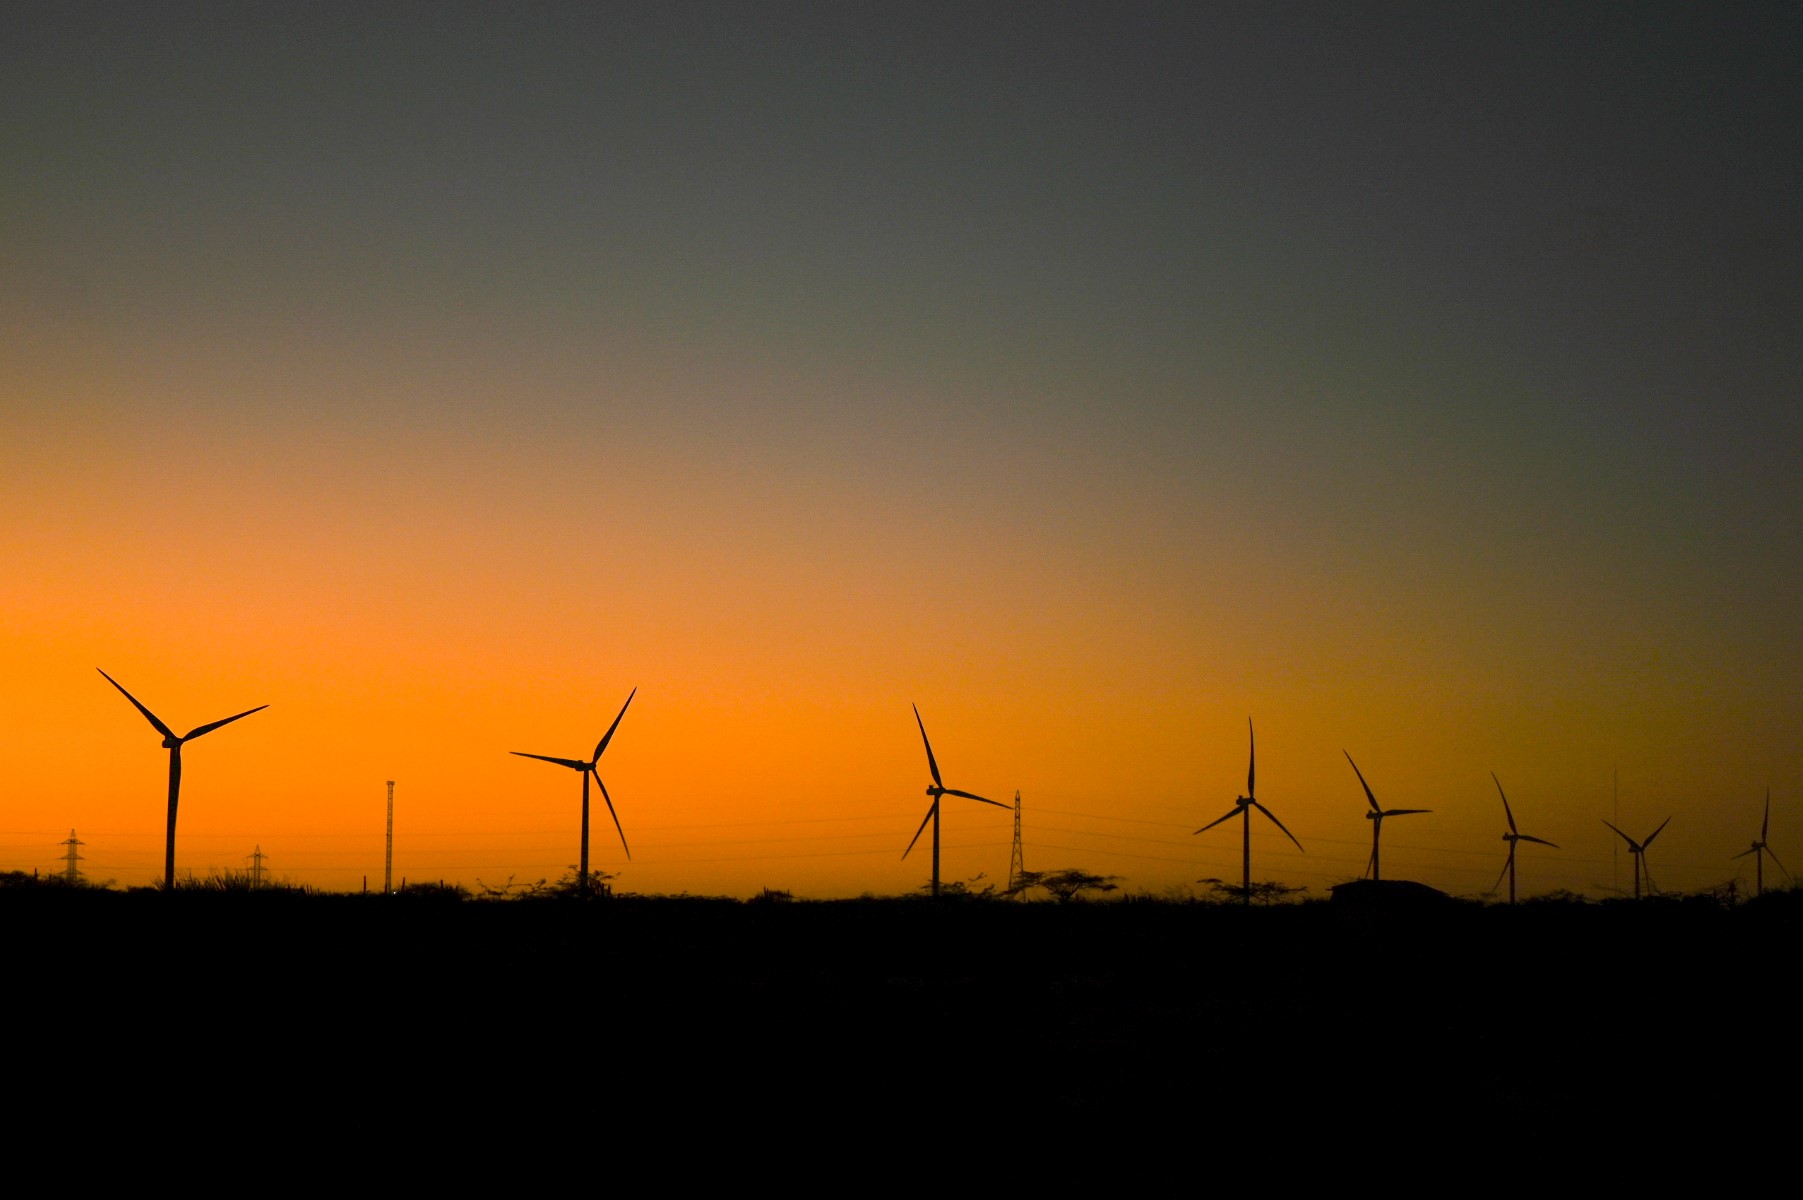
[914,872,998,900]
[5,876,1799,1142]
[1,869,114,891]
[1199,877,1307,905]
[397,879,470,900]
[475,873,550,899]
[1008,868,1121,902]
[1521,888,1590,906]
[177,868,308,894]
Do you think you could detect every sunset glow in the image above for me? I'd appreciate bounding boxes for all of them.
[6,3,1799,901]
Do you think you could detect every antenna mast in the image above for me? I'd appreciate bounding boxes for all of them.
[385,780,396,894]
[1009,790,1025,899]
[60,829,84,884]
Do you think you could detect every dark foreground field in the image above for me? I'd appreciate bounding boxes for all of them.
[8,885,1797,1159]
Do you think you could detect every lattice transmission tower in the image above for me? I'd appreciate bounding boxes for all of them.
[1008,791,1025,898]
[60,829,84,883]
[246,845,268,889]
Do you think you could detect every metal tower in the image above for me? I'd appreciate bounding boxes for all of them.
[60,829,84,884]
[247,845,268,889]
[1008,791,1025,898]
[384,780,395,894]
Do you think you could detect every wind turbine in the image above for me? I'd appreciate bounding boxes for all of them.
[1603,816,1671,900]
[98,669,268,890]
[1194,719,1303,904]
[512,688,636,894]
[1492,773,1556,905]
[1732,789,1788,897]
[1344,751,1429,881]
[905,705,1009,898]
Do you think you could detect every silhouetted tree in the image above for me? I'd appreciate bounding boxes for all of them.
[476,874,551,899]
[548,866,615,898]
[1199,877,1305,906]
[916,872,995,900]
[1019,869,1120,903]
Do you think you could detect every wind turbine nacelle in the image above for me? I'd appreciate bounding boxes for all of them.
[926,786,942,798]
[1365,812,1379,821]
[162,736,181,749]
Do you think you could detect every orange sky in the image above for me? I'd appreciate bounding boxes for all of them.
[5,6,1799,899]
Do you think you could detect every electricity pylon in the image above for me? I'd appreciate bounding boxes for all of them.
[1008,791,1025,899]
[60,830,84,884]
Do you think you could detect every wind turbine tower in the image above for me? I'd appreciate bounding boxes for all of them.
[385,780,395,895]
[513,688,637,894]
[1733,789,1787,897]
[904,705,1009,898]
[60,830,84,884]
[1604,817,1671,900]
[97,669,268,889]
[1194,719,1303,904]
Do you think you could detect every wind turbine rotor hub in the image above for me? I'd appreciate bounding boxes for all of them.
[927,786,942,798]
[162,736,180,749]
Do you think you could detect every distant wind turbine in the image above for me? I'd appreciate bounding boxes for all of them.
[1195,719,1303,904]
[512,688,636,894]
[1603,816,1671,900]
[1492,773,1556,905]
[905,705,1009,898]
[98,669,268,890]
[1732,789,1789,897]
[1343,752,1429,881]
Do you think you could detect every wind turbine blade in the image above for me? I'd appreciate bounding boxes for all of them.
[1492,773,1518,833]
[1517,834,1558,849]
[1731,847,1757,860]
[913,704,944,789]
[512,752,591,771]
[592,687,637,763]
[1602,820,1636,850]
[1194,808,1240,836]
[1344,751,1380,814]
[1246,718,1255,799]
[1766,846,1791,879]
[1493,845,1515,893]
[1365,845,1377,879]
[1253,801,1304,852]
[1762,788,1771,841]
[594,772,630,859]
[944,788,1006,808]
[182,704,269,742]
[1385,808,1432,817]
[902,801,936,859]
[98,670,177,741]
[1642,816,1672,848]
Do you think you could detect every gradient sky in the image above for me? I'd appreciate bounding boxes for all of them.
[4,2,1799,899]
